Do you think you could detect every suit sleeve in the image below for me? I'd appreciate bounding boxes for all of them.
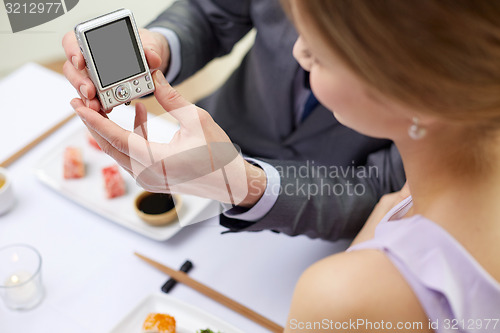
[146,0,253,84]
[220,144,406,241]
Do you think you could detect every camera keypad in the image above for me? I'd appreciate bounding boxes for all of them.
[99,73,154,110]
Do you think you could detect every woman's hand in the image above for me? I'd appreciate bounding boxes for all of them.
[71,70,267,207]
[62,28,170,112]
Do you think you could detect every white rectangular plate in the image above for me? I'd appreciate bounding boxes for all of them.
[34,109,218,241]
[110,293,244,333]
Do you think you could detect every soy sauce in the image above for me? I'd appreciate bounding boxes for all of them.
[138,193,175,215]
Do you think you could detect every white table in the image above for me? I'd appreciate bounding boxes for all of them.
[0,115,350,332]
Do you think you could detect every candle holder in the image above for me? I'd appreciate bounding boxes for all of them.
[0,244,44,310]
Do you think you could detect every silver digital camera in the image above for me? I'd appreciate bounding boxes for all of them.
[74,9,155,111]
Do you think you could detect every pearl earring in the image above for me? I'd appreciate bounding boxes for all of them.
[408,117,427,140]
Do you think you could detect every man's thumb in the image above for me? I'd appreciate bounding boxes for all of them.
[144,48,162,70]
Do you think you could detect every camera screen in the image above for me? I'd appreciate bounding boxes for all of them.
[85,17,145,88]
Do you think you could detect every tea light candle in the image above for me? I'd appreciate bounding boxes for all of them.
[0,244,44,310]
[4,271,39,306]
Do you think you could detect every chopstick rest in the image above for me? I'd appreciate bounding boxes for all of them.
[161,260,193,293]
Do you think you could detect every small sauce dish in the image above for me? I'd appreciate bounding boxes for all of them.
[0,167,15,216]
[134,192,181,226]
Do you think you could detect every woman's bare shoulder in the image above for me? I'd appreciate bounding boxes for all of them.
[285,250,432,333]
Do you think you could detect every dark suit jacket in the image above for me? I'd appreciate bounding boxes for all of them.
[147,0,406,241]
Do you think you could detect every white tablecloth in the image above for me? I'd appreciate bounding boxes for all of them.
[0,72,349,332]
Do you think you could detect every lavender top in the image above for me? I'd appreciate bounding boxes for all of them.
[348,196,500,333]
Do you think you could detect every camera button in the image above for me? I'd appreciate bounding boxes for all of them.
[145,75,150,82]
[115,85,130,101]
[136,87,141,93]
[147,83,153,90]
[108,98,113,104]
[133,80,139,86]
[106,91,111,97]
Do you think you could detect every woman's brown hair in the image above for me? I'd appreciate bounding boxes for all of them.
[284,0,500,127]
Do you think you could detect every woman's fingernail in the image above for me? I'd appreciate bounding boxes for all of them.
[80,85,88,99]
[70,100,78,109]
[72,56,79,70]
[154,70,167,85]
[85,99,90,108]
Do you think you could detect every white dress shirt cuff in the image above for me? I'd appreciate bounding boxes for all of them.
[147,27,182,83]
[222,158,281,221]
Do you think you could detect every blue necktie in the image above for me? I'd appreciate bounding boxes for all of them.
[301,92,319,122]
[301,71,319,122]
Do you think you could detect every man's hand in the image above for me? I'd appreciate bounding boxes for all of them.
[62,28,170,112]
[70,70,267,207]
[350,183,411,247]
